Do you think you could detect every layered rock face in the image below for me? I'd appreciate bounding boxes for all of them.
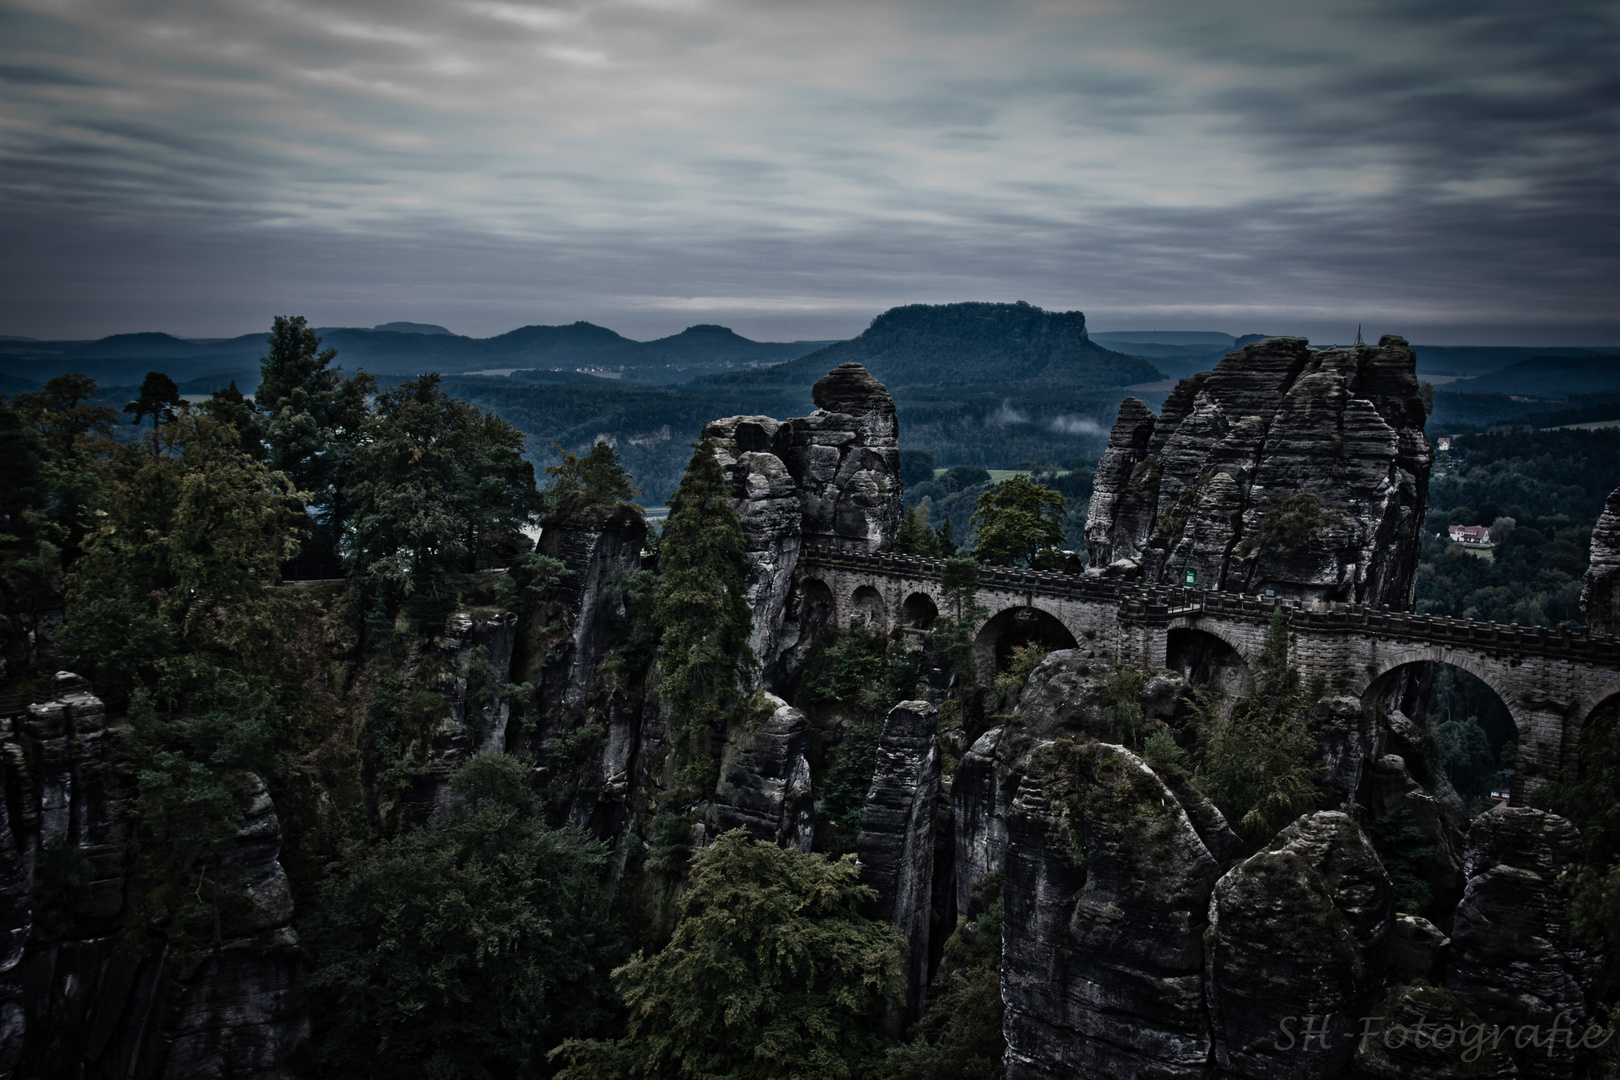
[399,607,521,823]
[539,504,650,712]
[159,772,308,1080]
[1581,484,1620,634]
[952,651,1233,920]
[978,650,1585,1080]
[855,700,941,1028]
[1085,336,1432,607]
[1002,741,1225,1079]
[709,695,814,852]
[1445,808,1597,1080]
[704,362,904,683]
[1206,811,1396,1080]
[530,505,649,838]
[0,675,306,1079]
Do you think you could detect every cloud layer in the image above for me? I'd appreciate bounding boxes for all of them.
[2,0,1615,342]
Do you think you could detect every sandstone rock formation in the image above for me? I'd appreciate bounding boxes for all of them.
[1581,484,1620,635]
[1206,811,1396,1080]
[952,651,1240,915]
[538,503,650,712]
[855,699,941,1027]
[1085,336,1432,607]
[160,772,308,1080]
[1369,751,1465,920]
[1002,740,1224,1079]
[528,503,648,838]
[710,695,814,852]
[0,676,306,1079]
[949,726,1010,919]
[400,607,521,822]
[1349,982,1519,1080]
[704,362,904,685]
[1446,807,1597,1080]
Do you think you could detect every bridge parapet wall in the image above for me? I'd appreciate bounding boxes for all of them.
[799,545,1620,662]
[797,544,1620,787]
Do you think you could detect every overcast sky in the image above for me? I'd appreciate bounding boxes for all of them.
[2,0,1616,344]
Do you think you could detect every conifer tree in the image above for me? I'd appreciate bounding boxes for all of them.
[655,440,754,788]
[199,379,264,458]
[124,371,183,454]
[546,440,641,516]
[12,373,117,563]
[894,505,943,557]
[933,553,986,731]
[256,315,374,562]
[550,830,902,1080]
[343,374,538,625]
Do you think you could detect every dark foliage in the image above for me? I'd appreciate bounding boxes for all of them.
[344,373,540,625]
[655,440,755,791]
[970,475,1067,567]
[800,628,922,855]
[1367,805,1436,915]
[1416,429,1620,626]
[898,450,936,490]
[306,753,625,1080]
[550,830,903,1080]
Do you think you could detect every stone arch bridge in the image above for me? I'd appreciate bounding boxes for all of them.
[797,544,1620,795]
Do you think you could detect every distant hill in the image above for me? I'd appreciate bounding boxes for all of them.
[1412,345,1619,377]
[1083,330,1273,379]
[686,302,1161,395]
[1090,331,1238,347]
[1446,355,1620,397]
[0,322,837,389]
[374,321,453,335]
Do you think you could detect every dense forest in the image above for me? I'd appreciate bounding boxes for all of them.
[0,318,1008,1076]
[1417,427,1620,627]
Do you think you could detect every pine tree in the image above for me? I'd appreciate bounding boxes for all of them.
[256,316,375,562]
[124,371,183,455]
[933,553,986,731]
[894,505,942,556]
[546,441,641,516]
[655,440,755,790]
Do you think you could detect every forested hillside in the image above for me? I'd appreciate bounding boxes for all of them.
[1416,428,1620,627]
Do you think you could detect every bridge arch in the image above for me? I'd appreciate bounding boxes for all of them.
[902,592,938,629]
[1572,679,1620,737]
[850,585,885,631]
[1166,627,1253,701]
[1360,648,1519,729]
[974,605,1079,672]
[1361,651,1523,800]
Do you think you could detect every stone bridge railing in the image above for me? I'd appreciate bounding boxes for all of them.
[798,543,1620,664]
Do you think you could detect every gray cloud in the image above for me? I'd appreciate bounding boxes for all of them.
[0,0,1615,343]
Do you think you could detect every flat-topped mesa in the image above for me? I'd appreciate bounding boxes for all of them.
[1084,335,1432,608]
[702,362,904,680]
